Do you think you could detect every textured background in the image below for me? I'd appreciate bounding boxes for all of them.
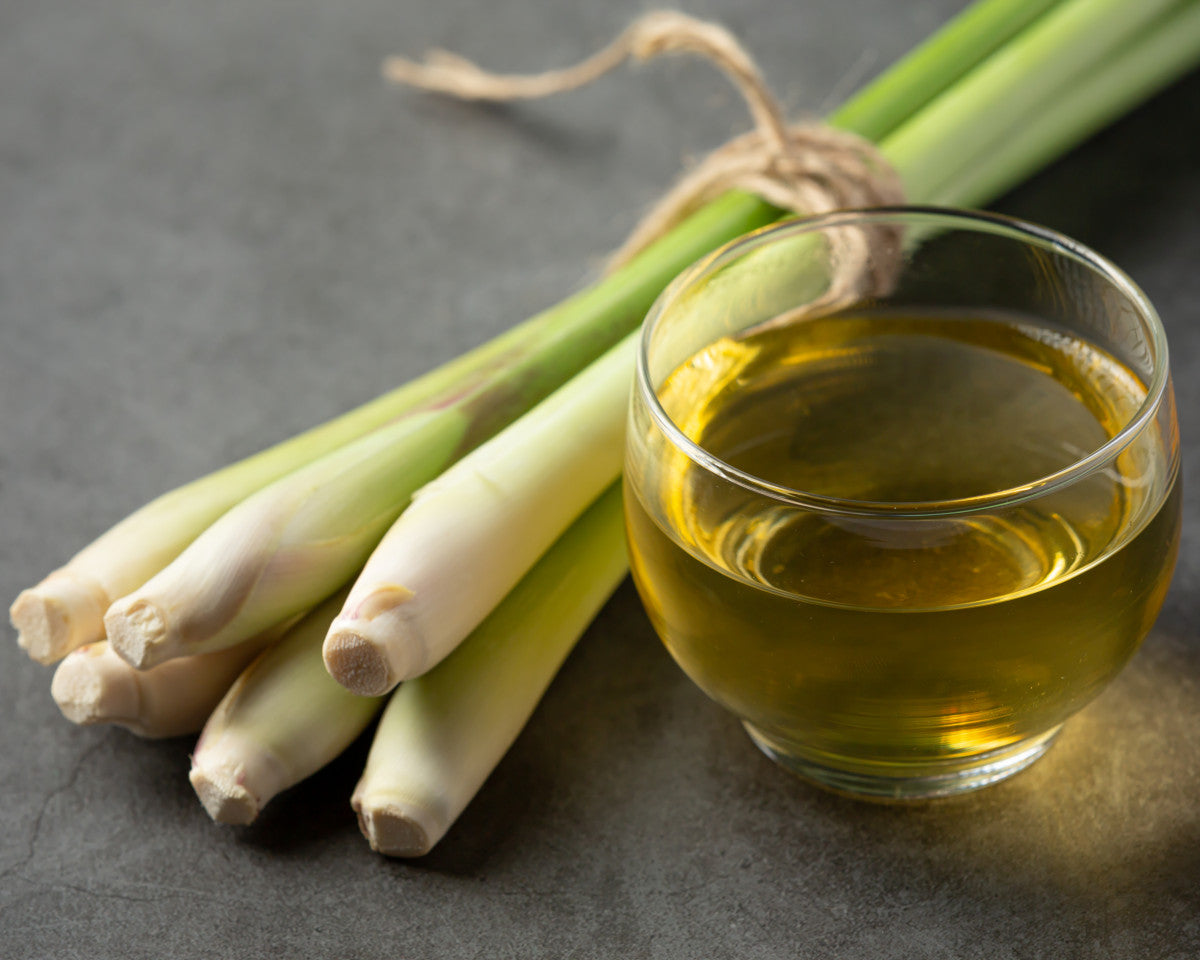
[2,1,1198,957]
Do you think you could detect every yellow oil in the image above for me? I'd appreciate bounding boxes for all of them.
[625,311,1180,773]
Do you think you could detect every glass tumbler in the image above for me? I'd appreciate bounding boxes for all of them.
[624,207,1180,800]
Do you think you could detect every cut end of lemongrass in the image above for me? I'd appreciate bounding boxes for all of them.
[190,726,296,825]
[353,795,434,857]
[11,574,109,665]
[188,764,261,826]
[104,598,170,669]
[323,629,396,697]
[51,643,140,727]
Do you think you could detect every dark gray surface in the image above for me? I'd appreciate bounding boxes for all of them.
[2,1,1198,957]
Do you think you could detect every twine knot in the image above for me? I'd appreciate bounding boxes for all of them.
[384,10,904,287]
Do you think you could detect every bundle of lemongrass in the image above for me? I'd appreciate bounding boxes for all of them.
[14,0,1200,856]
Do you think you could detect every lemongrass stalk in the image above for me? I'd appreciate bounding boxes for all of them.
[353,484,626,857]
[189,591,383,825]
[10,195,764,673]
[9,321,524,666]
[324,334,633,695]
[12,0,1048,666]
[935,1,1200,208]
[50,627,284,738]
[8,0,1056,666]
[831,0,1064,138]
[104,409,469,670]
[883,0,1184,203]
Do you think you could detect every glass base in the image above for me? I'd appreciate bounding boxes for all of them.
[743,723,1062,801]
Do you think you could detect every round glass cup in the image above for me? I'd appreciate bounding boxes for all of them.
[624,207,1181,800]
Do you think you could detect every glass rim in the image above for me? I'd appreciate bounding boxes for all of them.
[635,205,1171,517]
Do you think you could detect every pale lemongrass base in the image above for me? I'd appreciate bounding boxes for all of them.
[52,640,274,739]
[744,722,1062,801]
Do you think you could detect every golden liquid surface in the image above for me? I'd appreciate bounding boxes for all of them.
[626,312,1179,771]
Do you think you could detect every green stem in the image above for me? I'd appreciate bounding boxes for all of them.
[832,0,1065,140]
[936,1,1200,208]
[883,0,1185,202]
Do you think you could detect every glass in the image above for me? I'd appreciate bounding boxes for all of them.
[624,208,1180,800]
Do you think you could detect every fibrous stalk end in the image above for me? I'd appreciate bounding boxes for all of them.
[189,763,261,826]
[105,598,170,670]
[323,629,395,697]
[353,796,433,857]
[11,574,108,665]
[50,644,141,727]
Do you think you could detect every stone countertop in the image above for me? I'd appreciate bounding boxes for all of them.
[2,1,1198,957]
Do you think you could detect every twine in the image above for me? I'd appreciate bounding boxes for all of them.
[383,10,905,304]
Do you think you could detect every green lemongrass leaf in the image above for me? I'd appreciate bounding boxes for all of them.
[323,334,634,695]
[189,590,384,826]
[352,484,627,857]
[831,0,1064,139]
[935,1,1200,208]
[884,0,1185,202]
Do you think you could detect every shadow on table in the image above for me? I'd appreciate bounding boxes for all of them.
[405,90,621,172]
[236,731,376,855]
[720,600,1200,947]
